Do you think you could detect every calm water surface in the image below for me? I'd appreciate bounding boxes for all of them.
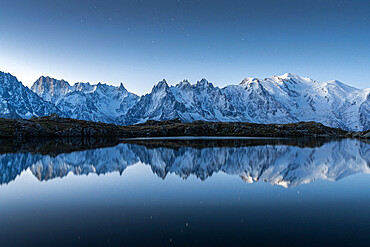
[0,137,369,247]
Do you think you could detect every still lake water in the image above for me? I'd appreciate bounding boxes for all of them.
[0,137,369,247]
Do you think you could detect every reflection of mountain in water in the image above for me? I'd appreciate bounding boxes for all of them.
[0,139,369,187]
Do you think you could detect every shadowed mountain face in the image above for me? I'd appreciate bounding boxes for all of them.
[0,72,61,119]
[0,138,368,187]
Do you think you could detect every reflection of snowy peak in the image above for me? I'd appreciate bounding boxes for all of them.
[136,139,369,187]
[29,145,140,181]
[30,73,370,130]
[0,139,368,187]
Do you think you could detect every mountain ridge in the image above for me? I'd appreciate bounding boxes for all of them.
[0,70,369,130]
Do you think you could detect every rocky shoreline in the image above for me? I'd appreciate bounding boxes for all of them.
[0,114,368,139]
[0,136,336,156]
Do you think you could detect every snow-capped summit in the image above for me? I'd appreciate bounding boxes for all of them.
[122,79,186,124]
[152,79,170,93]
[196,78,214,88]
[240,77,259,85]
[177,79,191,88]
[279,72,305,80]
[31,76,72,104]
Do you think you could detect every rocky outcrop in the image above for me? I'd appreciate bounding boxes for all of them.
[0,114,119,137]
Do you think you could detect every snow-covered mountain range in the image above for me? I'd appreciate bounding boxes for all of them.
[0,71,369,130]
[0,139,368,187]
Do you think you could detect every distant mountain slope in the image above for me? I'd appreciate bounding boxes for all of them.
[0,70,368,130]
[0,72,61,119]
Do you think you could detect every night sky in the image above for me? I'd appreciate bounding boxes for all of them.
[0,0,369,94]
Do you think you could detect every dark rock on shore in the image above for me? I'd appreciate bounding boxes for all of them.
[0,114,119,137]
[0,114,367,139]
[0,136,349,156]
[0,137,120,155]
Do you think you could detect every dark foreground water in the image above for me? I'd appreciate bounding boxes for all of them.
[0,137,369,247]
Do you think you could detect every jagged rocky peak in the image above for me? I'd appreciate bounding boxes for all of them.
[0,71,16,84]
[31,76,72,103]
[96,82,113,88]
[196,78,214,88]
[118,82,128,93]
[94,82,112,92]
[0,71,27,90]
[177,79,191,88]
[72,81,95,93]
[96,82,107,89]
[152,79,170,93]
[39,75,68,84]
[32,76,71,91]
[0,71,9,76]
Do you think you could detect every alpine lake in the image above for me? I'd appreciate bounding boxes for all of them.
[0,137,369,247]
